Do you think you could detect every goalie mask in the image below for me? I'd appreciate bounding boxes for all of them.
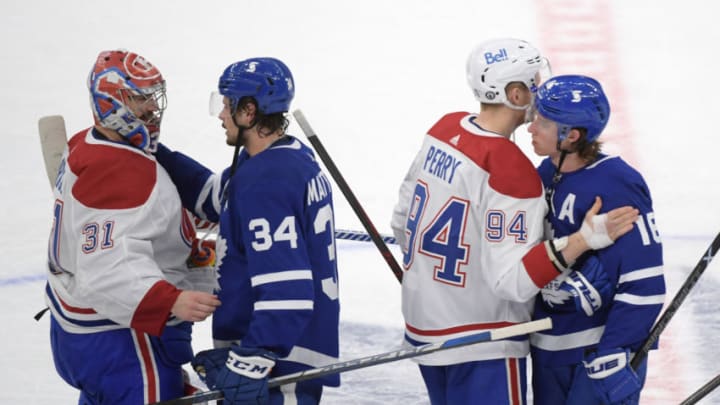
[88,49,167,153]
[466,38,551,112]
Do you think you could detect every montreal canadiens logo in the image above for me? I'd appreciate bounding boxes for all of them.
[124,53,162,80]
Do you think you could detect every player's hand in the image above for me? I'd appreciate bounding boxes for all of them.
[171,290,220,322]
[541,256,612,316]
[192,347,231,388]
[580,197,639,249]
[563,256,612,316]
[584,348,644,404]
[214,345,277,405]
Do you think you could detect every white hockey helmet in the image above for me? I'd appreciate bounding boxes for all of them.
[466,38,550,110]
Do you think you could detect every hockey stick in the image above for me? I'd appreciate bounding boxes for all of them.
[335,228,397,244]
[37,115,398,246]
[152,317,552,405]
[292,109,404,283]
[680,373,720,405]
[196,226,396,245]
[38,115,68,188]
[630,231,720,369]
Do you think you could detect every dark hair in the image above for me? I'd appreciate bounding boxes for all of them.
[237,97,289,136]
[573,127,602,161]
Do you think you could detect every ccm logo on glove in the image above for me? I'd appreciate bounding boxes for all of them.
[226,351,275,379]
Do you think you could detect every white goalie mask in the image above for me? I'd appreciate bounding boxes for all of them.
[466,38,551,112]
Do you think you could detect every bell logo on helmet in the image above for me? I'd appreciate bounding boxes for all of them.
[467,38,549,109]
[484,48,508,65]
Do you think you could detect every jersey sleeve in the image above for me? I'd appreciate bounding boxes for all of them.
[477,172,559,302]
[154,143,229,223]
[473,140,560,301]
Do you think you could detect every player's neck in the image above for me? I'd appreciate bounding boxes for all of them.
[245,129,284,157]
[552,151,588,173]
[476,108,523,138]
[94,125,125,143]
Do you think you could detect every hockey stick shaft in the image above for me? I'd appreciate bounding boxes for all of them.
[630,231,720,369]
[335,229,396,244]
[292,109,403,283]
[680,373,720,405]
[198,228,397,245]
[152,318,552,405]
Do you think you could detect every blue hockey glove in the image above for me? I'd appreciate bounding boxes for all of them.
[155,321,194,367]
[213,345,277,405]
[584,348,642,405]
[191,347,230,388]
[541,256,612,316]
[565,256,612,316]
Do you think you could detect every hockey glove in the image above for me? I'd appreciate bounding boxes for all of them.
[564,256,612,316]
[155,321,194,367]
[584,348,642,405]
[213,345,277,405]
[541,256,612,316]
[192,347,230,388]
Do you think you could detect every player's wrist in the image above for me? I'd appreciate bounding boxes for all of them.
[545,236,570,271]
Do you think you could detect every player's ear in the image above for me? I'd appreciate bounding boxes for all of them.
[239,101,257,120]
[567,128,582,142]
[505,83,528,107]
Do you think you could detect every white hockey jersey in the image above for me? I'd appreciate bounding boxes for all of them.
[45,128,215,337]
[391,112,560,365]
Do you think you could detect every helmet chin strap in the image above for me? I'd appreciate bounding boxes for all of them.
[228,103,260,176]
[545,144,570,210]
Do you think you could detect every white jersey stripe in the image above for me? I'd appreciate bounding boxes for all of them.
[254,300,314,311]
[251,270,313,287]
[618,266,663,284]
[615,293,665,305]
[530,326,605,351]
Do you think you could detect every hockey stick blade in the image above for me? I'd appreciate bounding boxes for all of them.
[631,231,720,369]
[38,115,68,189]
[152,318,552,405]
[292,109,404,283]
[680,373,720,405]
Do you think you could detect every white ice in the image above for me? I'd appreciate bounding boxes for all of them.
[1,0,719,403]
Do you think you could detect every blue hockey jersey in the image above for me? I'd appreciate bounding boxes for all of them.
[155,136,340,386]
[531,154,666,366]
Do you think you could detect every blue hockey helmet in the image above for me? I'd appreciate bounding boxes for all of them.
[534,74,610,142]
[218,57,294,115]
